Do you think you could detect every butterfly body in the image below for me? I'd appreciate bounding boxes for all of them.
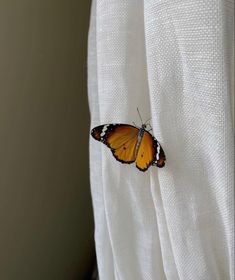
[91,123,165,172]
[135,124,147,157]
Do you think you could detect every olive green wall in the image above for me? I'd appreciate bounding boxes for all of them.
[0,1,93,279]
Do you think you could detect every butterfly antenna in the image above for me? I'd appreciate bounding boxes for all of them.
[137,108,143,125]
[146,123,153,131]
[144,117,152,124]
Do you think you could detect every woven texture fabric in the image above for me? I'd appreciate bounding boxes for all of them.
[88,1,234,279]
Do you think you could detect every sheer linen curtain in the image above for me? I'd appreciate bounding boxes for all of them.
[88,1,234,279]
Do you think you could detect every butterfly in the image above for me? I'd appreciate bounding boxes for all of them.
[91,110,166,172]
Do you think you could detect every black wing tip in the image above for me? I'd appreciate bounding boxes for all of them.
[152,157,166,168]
[90,127,101,141]
[156,162,166,168]
[90,128,96,137]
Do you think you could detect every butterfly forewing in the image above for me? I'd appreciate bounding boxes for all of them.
[91,124,139,164]
[152,139,166,168]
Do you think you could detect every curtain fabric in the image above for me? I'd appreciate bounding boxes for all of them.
[88,1,234,279]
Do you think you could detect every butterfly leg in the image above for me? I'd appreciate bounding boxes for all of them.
[146,123,153,132]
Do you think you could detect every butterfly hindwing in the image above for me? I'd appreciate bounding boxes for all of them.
[91,124,139,164]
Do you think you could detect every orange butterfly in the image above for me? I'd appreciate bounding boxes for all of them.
[91,112,166,172]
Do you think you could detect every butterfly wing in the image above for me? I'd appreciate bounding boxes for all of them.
[91,124,139,164]
[136,130,166,171]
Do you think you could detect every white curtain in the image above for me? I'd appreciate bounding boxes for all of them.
[87,1,234,279]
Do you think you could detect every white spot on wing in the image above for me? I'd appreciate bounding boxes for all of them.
[156,142,160,161]
[100,124,109,137]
